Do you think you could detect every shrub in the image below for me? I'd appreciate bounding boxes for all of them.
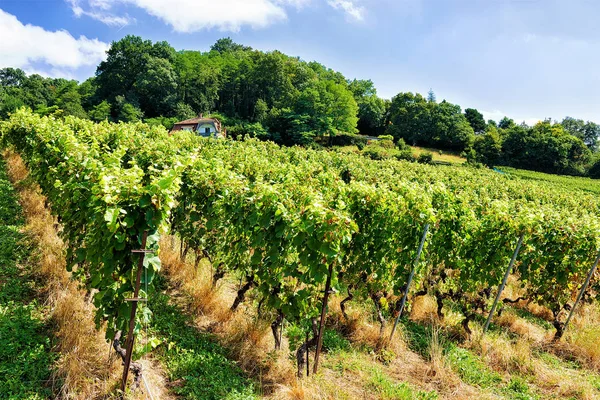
[396,138,411,152]
[329,133,368,148]
[418,152,434,164]
[395,149,416,162]
[363,145,392,160]
[377,134,394,141]
[378,139,396,149]
[588,157,600,179]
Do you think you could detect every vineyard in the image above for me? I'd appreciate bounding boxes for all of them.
[1,108,600,397]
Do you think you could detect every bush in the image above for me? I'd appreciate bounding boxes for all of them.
[395,149,416,162]
[362,145,393,160]
[377,134,394,141]
[588,157,600,179]
[396,138,411,152]
[329,133,368,148]
[378,139,396,149]
[418,152,434,164]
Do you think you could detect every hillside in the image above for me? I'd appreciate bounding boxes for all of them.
[1,110,599,399]
[1,35,599,178]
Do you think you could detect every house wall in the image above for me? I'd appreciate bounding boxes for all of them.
[198,123,218,137]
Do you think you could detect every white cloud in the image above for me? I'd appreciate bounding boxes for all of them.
[0,9,108,78]
[67,0,361,32]
[327,0,365,21]
[67,0,133,26]
[68,0,296,32]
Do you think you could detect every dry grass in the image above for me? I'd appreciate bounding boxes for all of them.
[411,146,466,165]
[559,303,600,371]
[495,310,547,343]
[160,237,298,395]
[3,149,168,400]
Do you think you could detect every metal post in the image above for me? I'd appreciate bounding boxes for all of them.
[306,330,310,377]
[313,263,334,374]
[483,233,524,333]
[121,231,148,394]
[390,223,430,341]
[563,251,600,335]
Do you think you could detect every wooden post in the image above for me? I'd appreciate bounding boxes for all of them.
[313,263,334,375]
[563,251,600,335]
[121,231,149,395]
[390,224,430,342]
[483,233,524,333]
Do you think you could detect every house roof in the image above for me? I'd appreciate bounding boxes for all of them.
[173,117,218,126]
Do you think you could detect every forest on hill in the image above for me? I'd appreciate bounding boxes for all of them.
[0,35,599,177]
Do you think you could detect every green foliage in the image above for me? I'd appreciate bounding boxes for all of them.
[587,155,600,179]
[348,79,388,135]
[417,152,434,164]
[561,116,600,151]
[386,93,474,151]
[464,108,486,133]
[471,127,503,166]
[89,100,111,122]
[501,121,592,175]
[5,97,600,364]
[500,166,600,194]
[328,133,368,147]
[144,116,179,130]
[3,109,191,341]
[115,95,143,122]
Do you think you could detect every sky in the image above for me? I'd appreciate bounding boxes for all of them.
[1,0,599,125]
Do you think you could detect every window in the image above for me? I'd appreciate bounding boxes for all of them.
[182,126,192,131]
[205,127,211,134]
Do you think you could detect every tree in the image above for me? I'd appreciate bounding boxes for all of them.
[498,116,515,130]
[89,100,112,121]
[95,35,177,117]
[431,101,475,150]
[464,108,486,133]
[502,121,591,175]
[472,127,502,166]
[386,92,429,145]
[348,79,387,135]
[0,67,26,87]
[134,55,178,117]
[210,37,252,53]
[427,88,436,103]
[115,96,142,122]
[561,116,600,152]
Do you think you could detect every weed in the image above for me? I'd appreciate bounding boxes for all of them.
[445,345,502,388]
[368,369,438,400]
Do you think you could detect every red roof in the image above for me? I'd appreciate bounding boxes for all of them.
[173,117,218,126]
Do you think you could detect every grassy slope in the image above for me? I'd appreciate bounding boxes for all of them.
[0,158,55,399]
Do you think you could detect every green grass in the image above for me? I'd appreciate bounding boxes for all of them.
[368,369,438,400]
[445,345,502,388]
[0,158,56,400]
[148,286,257,400]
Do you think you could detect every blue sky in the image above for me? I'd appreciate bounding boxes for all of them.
[1,0,598,124]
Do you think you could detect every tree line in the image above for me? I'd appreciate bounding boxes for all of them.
[1,35,598,177]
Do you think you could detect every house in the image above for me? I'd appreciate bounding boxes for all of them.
[171,114,226,138]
